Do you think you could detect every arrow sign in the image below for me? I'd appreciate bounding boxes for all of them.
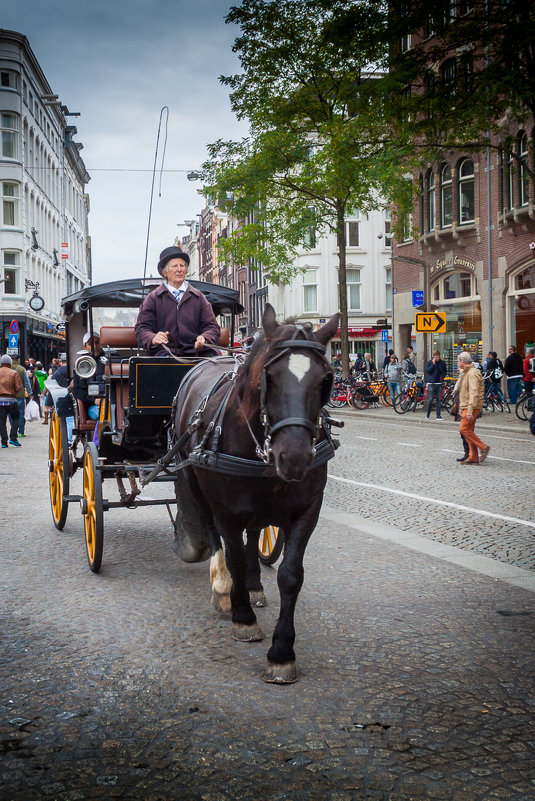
[415,312,446,333]
[8,333,19,348]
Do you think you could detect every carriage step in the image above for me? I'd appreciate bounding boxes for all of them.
[63,494,82,503]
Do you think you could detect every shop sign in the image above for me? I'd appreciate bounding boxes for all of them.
[430,255,476,275]
[336,327,379,337]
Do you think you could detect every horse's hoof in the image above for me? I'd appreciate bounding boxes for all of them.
[211,590,232,613]
[249,590,267,607]
[262,661,298,684]
[232,622,264,642]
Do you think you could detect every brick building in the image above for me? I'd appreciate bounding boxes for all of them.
[392,16,535,373]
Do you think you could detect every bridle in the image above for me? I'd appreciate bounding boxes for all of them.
[254,326,334,464]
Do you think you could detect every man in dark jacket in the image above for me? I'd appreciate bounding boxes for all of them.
[504,345,524,403]
[424,350,447,420]
[135,247,220,357]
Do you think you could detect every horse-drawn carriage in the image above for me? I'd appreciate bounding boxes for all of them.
[48,277,342,682]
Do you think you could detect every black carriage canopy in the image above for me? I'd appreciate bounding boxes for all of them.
[60,277,244,318]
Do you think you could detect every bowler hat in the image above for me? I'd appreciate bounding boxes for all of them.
[157,246,190,276]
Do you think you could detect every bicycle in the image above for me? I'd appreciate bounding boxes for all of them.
[393,373,426,413]
[515,393,534,421]
[482,372,510,413]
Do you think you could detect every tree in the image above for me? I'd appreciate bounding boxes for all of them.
[385,0,535,178]
[202,0,412,377]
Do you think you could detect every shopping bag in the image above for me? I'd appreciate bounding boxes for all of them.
[25,399,40,422]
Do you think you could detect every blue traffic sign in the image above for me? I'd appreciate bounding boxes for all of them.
[381,329,389,342]
[412,290,424,307]
[8,333,19,348]
[10,319,19,334]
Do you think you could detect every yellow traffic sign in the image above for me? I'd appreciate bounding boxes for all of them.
[415,311,446,333]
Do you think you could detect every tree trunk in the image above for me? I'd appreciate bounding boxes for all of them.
[336,205,350,379]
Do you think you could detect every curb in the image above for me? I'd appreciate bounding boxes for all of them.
[330,404,530,436]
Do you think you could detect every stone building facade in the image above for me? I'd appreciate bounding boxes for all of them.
[0,30,90,363]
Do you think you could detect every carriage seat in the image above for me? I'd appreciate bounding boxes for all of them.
[99,325,230,359]
[76,398,98,433]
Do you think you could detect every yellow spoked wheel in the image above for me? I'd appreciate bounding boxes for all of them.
[258,525,285,566]
[82,442,104,573]
[48,411,70,530]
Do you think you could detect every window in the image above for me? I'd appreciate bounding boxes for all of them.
[426,170,435,232]
[458,159,474,223]
[419,174,425,232]
[385,267,392,310]
[0,71,19,90]
[515,265,535,291]
[519,133,529,207]
[384,208,392,246]
[440,164,453,227]
[303,270,318,312]
[2,251,20,294]
[347,268,361,311]
[444,271,472,298]
[441,58,457,96]
[346,209,360,247]
[302,208,316,248]
[1,113,19,159]
[459,51,473,92]
[2,182,19,226]
[400,34,411,52]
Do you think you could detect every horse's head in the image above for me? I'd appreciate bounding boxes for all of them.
[250,304,339,482]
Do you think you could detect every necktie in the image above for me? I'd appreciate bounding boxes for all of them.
[173,289,183,304]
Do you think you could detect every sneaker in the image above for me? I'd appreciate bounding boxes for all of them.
[424,416,430,420]
[18,433,25,437]
[9,439,21,447]
[436,417,444,421]
[1,443,7,448]
[479,445,490,463]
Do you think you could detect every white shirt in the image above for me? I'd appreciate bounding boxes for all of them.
[165,280,189,303]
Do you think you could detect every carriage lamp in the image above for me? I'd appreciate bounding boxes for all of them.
[74,353,97,379]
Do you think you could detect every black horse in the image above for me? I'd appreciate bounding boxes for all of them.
[172,304,339,683]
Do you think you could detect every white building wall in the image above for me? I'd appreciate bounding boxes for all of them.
[268,208,393,363]
[0,30,90,359]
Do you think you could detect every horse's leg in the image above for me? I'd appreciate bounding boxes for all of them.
[221,530,264,642]
[245,529,267,607]
[209,528,232,613]
[262,505,320,684]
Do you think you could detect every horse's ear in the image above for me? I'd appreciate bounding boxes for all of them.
[315,313,339,346]
[262,303,278,338]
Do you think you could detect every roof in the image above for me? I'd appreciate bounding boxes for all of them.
[61,277,244,318]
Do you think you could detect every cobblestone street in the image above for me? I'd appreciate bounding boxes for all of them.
[1,417,534,800]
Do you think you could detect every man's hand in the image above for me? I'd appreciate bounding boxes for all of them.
[194,335,206,351]
[466,412,474,420]
[151,331,169,346]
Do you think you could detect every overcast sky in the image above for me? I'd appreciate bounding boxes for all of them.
[3,0,247,283]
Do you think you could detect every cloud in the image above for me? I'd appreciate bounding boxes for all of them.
[2,0,248,282]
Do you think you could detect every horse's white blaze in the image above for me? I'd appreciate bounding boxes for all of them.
[288,353,312,382]
[210,549,232,594]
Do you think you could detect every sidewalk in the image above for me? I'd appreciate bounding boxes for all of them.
[331,400,531,436]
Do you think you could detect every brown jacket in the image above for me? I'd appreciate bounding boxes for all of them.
[0,365,23,400]
[135,283,221,357]
[458,363,484,415]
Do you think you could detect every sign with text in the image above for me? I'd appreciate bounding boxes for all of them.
[415,312,446,333]
[412,290,424,308]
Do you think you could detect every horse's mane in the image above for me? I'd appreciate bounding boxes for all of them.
[236,320,315,420]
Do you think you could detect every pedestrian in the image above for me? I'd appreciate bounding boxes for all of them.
[135,246,220,357]
[523,348,535,396]
[384,354,402,401]
[353,352,365,373]
[401,349,417,377]
[382,349,394,371]
[52,353,74,443]
[363,352,376,380]
[27,367,41,404]
[485,351,503,396]
[450,371,469,461]
[9,354,31,438]
[424,350,447,420]
[407,345,417,368]
[504,345,524,404]
[457,351,489,465]
[0,354,23,448]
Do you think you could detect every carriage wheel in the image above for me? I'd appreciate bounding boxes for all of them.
[82,442,104,573]
[258,525,285,565]
[49,411,70,530]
